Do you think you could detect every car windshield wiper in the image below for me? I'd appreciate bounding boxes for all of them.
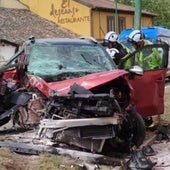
[42,71,92,82]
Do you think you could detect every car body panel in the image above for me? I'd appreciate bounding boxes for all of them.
[126,69,166,117]
[24,69,129,97]
[48,69,128,94]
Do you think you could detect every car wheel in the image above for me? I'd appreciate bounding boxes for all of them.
[130,109,146,147]
[102,108,146,154]
[116,108,146,150]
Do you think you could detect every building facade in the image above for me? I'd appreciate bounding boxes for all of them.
[19,0,157,41]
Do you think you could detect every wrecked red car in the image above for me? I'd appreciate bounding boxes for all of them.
[0,37,168,154]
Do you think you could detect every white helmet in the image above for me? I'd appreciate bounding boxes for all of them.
[106,48,119,59]
[128,30,145,43]
[104,31,118,43]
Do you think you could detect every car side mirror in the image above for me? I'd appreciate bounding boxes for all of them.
[127,65,143,79]
[128,65,144,76]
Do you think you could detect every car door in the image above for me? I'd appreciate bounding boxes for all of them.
[118,44,169,117]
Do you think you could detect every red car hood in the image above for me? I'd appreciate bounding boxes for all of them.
[48,69,128,94]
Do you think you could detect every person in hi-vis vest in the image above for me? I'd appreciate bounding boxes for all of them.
[126,30,161,71]
[103,31,130,65]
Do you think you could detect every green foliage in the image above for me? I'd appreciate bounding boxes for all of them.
[142,0,170,28]
[117,0,133,5]
[117,0,170,28]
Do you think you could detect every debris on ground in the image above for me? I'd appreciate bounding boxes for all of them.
[0,123,170,170]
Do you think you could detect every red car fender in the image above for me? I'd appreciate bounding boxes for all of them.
[26,74,52,97]
[1,70,19,87]
[124,75,135,102]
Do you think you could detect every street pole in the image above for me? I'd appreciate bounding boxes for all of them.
[114,0,118,33]
[134,0,141,29]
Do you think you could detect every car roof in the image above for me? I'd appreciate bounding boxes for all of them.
[25,37,99,46]
[6,36,104,65]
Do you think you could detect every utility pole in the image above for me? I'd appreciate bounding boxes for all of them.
[114,0,118,33]
[134,0,142,29]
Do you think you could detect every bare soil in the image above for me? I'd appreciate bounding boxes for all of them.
[0,87,169,170]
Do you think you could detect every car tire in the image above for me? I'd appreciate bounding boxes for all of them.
[130,109,146,147]
[117,108,146,150]
[102,108,146,154]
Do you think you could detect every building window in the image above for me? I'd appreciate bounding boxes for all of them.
[107,16,126,33]
[119,17,126,33]
[107,16,115,32]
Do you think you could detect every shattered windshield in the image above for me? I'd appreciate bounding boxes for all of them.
[27,43,115,81]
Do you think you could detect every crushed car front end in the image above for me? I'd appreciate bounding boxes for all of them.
[0,37,145,154]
